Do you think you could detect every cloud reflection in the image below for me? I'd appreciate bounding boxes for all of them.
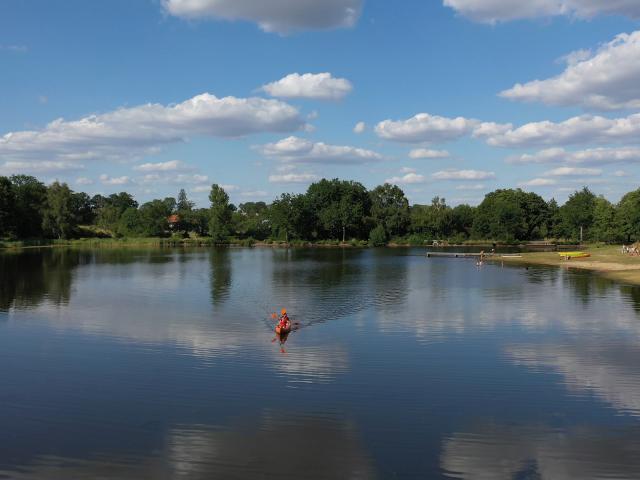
[1,413,378,479]
[506,342,640,416]
[440,422,640,480]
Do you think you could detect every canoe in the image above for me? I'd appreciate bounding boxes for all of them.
[275,324,291,335]
[558,252,591,259]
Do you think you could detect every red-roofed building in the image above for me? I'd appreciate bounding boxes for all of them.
[167,214,180,229]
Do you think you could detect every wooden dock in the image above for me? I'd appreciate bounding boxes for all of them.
[426,252,488,258]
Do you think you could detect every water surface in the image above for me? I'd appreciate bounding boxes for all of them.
[1,247,639,479]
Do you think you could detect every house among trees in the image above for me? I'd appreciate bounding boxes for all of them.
[167,214,180,230]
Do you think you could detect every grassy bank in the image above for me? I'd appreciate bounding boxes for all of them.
[490,245,640,285]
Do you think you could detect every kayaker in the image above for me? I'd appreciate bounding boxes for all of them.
[278,309,290,330]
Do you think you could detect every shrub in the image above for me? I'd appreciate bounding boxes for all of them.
[368,225,387,247]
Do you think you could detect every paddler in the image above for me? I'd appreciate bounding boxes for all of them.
[278,308,290,330]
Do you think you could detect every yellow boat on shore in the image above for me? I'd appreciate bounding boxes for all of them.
[558,251,591,259]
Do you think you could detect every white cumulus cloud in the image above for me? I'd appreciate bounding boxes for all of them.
[175,174,209,184]
[75,177,94,186]
[376,113,479,143]
[0,160,83,175]
[409,148,451,159]
[353,121,366,134]
[240,190,268,198]
[133,160,194,172]
[501,31,640,110]
[162,0,363,34]
[99,174,131,186]
[385,173,426,185]
[544,166,602,176]
[268,172,320,183]
[477,113,640,148]
[259,136,383,164]
[444,0,640,23]
[0,93,303,164]
[432,169,495,181]
[518,178,558,187]
[261,73,353,100]
[508,146,640,165]
[455,183,486,190]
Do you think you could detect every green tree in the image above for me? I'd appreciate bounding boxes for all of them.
[591,196,619,243]
[42,181,76,239]
[546,198,561,238]
[0,176,16,238]
[269,193,296,242]
[235,201,270,240]
[208,184,233,242]
[177,189,194,211]
[451,204,475,238]
[558,187,596,241]
[176,189,195,233]
[95,192,138,230]
[191,208,210,236]
[306,179,370,241]
[617,188,640,242]
[116,207,143,237]
[520,191,548,239]
[138,199,173,237]
[410,197,453,239]
[473,190,523,241]
[473,189,548,241]
[71,192,94,225]
[162,197,177,214]
[369,183,410,239]
[337,181,370,242]
[10,175,47,238]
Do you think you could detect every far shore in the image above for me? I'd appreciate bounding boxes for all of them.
[3,239,640,286]
[487,245,640,286]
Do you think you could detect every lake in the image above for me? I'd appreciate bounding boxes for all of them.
[1,247,639,479]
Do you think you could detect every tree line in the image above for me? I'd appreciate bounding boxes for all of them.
[1,175,640,244]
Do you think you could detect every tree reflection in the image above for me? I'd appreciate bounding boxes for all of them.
[209,247,232,306]
[0,250,78,311]
[620,285,640,315]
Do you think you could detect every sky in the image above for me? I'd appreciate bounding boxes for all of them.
[1,0,640,207]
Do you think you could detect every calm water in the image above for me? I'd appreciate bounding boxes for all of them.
[1,247,640,479]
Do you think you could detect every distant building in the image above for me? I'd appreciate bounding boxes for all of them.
[167,214,180,229]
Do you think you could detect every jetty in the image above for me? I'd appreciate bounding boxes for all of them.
[426,252,490,258]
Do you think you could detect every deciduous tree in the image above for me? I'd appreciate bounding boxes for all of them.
[42,181,76,239]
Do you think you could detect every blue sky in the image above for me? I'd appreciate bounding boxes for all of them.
[1,0,640,206]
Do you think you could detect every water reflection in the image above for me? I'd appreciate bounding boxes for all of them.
[441,422,640,479]
[620,284,640,314]
[2,247,640,478]
[0,250,78,311]
[506,342,640,416]
[2,413,377,479]
[209,247,232,306]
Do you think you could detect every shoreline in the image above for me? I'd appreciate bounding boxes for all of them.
[3,240,640,286]
[487,246,640,286]
[0,237,573,251]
